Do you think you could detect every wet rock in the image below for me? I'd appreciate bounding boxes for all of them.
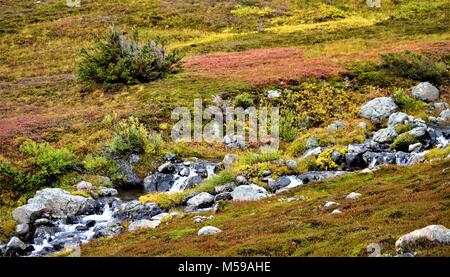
[130,154,141,165]
[345,153,367,168]
[305,137,319,150]
[360,97,398,124]
[236,176,248,185]
[34,218,53,227]
[214,192,232,202]
[182,192,200,206]
[286,160,298,169]
[183,175,204,190]
[97,187,118,198]
[231,184,269,201]
[85,220,96,227]
[223,154,238,169]
[434,102,449,110]
[143,173,174,192]
[362,151,396,167]
[15,224,29,237]
[128,219,160,231]
[327,120,344,131]
[158,162,175,174]
[346,192,362,200]
[412,82,439,102]
[76,181,93,191]
[94,219,124,238]
[348,144,368,155]
[262,170,271,177]
[115,159,142,186]
[6,237,28,256]
[373,127,397,144]
[214,182,236,194]
[267,89,281,98]
[439,109,450,121]
[268,176,291,191]
[16,188,97,223]
[388,112,409,126]
[408,142,423,152]
[193,216,207,223]
[75,225,89,231]
[395,225,450,253]
[331,209,342,215]
[297,171,346,184]
[186,192,214,208]
[115,200,163,221]
[302,146,323,159]
[331,150,345,165]
[34,226,59,239]
[198,226,222,236]
[12,203,46,225]
[163,153,177,162]
[324,201,339,208]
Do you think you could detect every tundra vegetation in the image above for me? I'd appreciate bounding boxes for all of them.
[0,0,449,255]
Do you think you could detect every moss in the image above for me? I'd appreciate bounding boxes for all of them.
[234,93,254,108]
[71,190,92,199]
[165,228,196,241]
[390,133,419,151]
[394,122,414,134]
[425,146,450,161]
[316,147,347,171]
[139,191,188,210]
[392,89,429,116]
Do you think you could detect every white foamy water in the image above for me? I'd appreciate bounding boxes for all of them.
[168,164,216,193]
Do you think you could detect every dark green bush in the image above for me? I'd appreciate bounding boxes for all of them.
[381,51,448,85]
[234,93,254,108]
[77,28,181,88]
[0,162,44,195]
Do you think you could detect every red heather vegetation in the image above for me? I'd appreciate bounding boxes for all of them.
[183,47,346,84]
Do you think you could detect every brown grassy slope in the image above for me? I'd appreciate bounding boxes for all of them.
[81,159,450,257]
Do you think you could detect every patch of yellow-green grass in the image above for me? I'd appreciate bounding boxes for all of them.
[81,159,450,257]
[425,145,450,161]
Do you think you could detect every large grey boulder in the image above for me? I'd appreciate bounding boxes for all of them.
[12,202,46,224]
[186,192,214,208]
[143,173,174,192]
[128,219,161,231]
[114,200,163,221]
[411,82,439,102]
[439,109,450,121]
[116,159,142,186]
[360,97,398,124]
[5,236,28,256]
[268,176,291,192]
[388,112,409,126]
[231,184,268,201]
[222,154,238,169]
[395,225,450,253]
[372,127,398,144]
[13,188,96,224]
[198,226,222,236]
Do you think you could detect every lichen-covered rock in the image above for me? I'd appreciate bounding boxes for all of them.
[12,203,46,225]
[360,97,398,124]
[128,219,161,231]
[373,127,398,144]
[388,112,409,126]
[186,192,214,208]
[395,225,450,253]
[198,226,222,236]
[222,153,238,169]
[346,192,362,200]
[411,82,439,102]
[231,184,268,201]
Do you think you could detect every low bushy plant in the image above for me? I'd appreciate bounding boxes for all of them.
[392,88,428,115]
[234,93,254,108]
[381,51,447,85]
[77,28,181,88]
[82,154,118,177]
[390,133,418,151]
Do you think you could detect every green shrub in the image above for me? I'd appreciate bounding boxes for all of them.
[390,133,418,151]
[241,151,281,165]
[77,28,181,88]
[0,162,43,195]
[316,147,347,171]
[196,170,236,194]
[381,51,447,85]
[82,155,118,176]
[107,116,163,156]
[424,146,450,161]
[394,122,413,134]
[234,93,254,108]
[20,140,76,181]
[279,109,301,142]
[392,89,428,114]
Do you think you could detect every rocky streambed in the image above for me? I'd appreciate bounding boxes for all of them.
[1,82,449,257]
